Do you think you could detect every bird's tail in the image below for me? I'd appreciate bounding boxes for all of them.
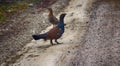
[32,33,47,40]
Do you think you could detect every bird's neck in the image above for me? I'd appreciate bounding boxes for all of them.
[60,18,64,24]
[49,10,53,16]
[57,18,65,32]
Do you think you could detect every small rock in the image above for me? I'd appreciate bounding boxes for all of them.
[29,3,34,7]
[76,4,82,7]
[68,51,70,53]
[86,22,88,23]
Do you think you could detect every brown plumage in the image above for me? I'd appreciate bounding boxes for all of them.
[46,28,62,44]
[47,8,59,26]
[46,28,62,39]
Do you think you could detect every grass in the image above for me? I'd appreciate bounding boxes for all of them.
[0,0,44,24]
[0,3,29,24]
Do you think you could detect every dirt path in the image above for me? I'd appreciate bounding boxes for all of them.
[1,0,119,66]
[1,0,93,66]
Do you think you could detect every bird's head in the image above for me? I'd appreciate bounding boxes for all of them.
[59,13,66,20]
[47,8,52,11]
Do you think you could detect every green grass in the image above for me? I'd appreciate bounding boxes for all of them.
[0,0,44,24]
[0,3,29,24]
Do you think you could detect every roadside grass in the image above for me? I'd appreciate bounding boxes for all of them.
[0,0,50,24]
[0,3,29,24]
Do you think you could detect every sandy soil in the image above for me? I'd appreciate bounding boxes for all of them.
[66,0,120,66]
[0,0,69,65]
[1,0,90,66]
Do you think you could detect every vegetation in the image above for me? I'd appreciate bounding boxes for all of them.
[0,3,28,23]
[0,0,44,24]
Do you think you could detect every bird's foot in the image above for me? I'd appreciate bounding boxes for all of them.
[51,43,54,45]
[55,39,63,44]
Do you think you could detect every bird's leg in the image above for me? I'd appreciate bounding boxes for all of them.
[50,39,54,45]
[55,39,62,44]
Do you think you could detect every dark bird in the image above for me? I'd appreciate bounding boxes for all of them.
[32,13,66,45]
[47,8,59,27]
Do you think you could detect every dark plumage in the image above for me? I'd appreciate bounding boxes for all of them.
[32,13,66,45]
[32,33,47,40]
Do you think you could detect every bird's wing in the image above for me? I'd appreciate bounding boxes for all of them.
[46,28,62,39]
[48,15,58,24]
